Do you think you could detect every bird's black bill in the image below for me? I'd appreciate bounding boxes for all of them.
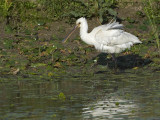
[62,25,78,43]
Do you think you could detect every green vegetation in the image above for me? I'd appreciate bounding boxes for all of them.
[0,0,12,17]
[143,0,160,48]
[0,0,160,76]
[0,0,117,24]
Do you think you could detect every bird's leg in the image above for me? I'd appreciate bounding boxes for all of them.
[111,54,117,69]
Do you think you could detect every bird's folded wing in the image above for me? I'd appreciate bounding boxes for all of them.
[95,29,128,46]
[95,27,141,46]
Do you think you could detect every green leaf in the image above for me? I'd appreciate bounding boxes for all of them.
[69,11,81,17]
[108,8,117,16]
[5,25,13,34]
[99,15,103,24]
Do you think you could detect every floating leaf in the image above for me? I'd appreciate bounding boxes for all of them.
[51,114,57,117]
[115,102,119,106]
[58,92,66,101]
[48,72,54,77]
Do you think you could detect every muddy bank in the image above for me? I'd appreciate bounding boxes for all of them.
[0,2,159,77]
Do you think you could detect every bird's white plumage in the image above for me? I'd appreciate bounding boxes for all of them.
[76,17,142,54]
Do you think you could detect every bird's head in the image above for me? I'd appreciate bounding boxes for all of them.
[76,17,86,28]
[62,17,86,43]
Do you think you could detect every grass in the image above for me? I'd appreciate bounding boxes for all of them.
[0,0,12,17]
[0,0,117,23]
[143,0,160,48]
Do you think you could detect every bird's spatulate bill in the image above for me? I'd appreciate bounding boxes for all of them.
[62,25,78,43]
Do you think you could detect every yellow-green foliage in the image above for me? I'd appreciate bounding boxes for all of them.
[143,0,160,48]
[0,0,12,17]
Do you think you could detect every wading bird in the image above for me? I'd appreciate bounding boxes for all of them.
[62,17,142,68]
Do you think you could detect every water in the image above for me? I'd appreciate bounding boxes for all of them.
[0,70,160,120]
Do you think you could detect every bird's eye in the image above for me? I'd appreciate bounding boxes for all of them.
[78,22,81,25]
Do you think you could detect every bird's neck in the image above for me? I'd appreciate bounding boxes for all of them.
[80,19,88,37]
[79,20,94,45]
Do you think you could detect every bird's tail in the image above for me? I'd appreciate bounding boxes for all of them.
[127,32,142,44]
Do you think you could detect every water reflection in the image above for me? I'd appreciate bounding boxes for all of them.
[83,96,137,120]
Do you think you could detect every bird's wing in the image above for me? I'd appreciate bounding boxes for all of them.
[95,29,126,46]
[91,20,123,34]
[100,20,124,31]
[94,21,140,46]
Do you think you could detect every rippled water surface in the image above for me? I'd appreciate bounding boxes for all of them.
[0,70,160,120]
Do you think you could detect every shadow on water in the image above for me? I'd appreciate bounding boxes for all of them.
[96,53,152,70]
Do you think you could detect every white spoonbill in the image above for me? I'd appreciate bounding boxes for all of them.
[62,17,142,67]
